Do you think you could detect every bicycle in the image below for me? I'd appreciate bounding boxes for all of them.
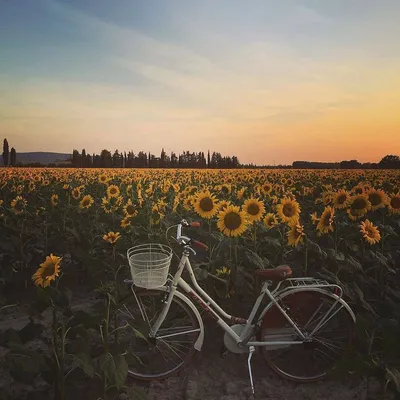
[118,219,356,394]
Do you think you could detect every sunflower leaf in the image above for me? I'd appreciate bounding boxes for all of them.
[99,352,128,389]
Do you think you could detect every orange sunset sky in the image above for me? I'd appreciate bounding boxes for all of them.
[1,0,399,165]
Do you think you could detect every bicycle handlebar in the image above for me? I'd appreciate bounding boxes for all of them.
[176,219,208,251]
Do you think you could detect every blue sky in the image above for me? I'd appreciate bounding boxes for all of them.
[1,0,399,164]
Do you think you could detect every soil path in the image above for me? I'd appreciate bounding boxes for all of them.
[144,323,371,400]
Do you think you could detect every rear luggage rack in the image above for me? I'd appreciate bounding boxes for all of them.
[272,277,343,297]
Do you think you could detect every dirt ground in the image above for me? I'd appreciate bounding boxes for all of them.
[0,295,388,400]
[142,322,378,400]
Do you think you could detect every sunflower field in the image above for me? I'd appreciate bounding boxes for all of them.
[0,167,400,399]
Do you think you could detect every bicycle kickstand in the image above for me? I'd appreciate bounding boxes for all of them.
[247,345,255,395]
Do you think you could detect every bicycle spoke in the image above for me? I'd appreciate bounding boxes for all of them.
[120,291,200,379]
[263,291,354,382]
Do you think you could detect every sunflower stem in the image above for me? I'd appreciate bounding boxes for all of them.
[304,241,308,276]
[334,222,338,254]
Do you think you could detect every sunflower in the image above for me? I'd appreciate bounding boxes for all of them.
[347,208,363,221]
[263,213,278,229]
[360,219,381,245]
[28,181,36,192]
[98,174,110,184]
[150,206,164,225]
[276,197,301,223]
[333,190,350,209]
[221,183,232,195]
[51,194,58,207]
[107,185,120,198]
[242,198,265,222]
[172,196,180,212]
[317,206,335,234]
[71,187,82,200]
[103,231,121,244]
[353,185,364,195]
[367,189,388,211]
[123,199,138,217]
[388,193,400,215]
[217,205,248,237]
[237,187,246,200]
[216,266,231,276]
[183,195,195,211]
[310,212,320,225]
[32,254,62,288]
[193,190,219,219]
[322,191,335,205]
[347,194,371,218]
[79,195,94,209]
[120,216,132,229]
[218,200,232,211]
[287,220,305,247]
[63,184,70,190]
[101,197,113,214]
[11,196,27,215]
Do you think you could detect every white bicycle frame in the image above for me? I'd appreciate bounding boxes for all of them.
[145,247,356,350]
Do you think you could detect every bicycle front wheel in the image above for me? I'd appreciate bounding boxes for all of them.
[117,289,201,380]
[261,289,355,382]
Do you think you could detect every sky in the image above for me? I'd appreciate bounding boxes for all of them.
[0,0,399,165]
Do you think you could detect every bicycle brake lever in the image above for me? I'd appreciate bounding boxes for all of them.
[186,246,197,256]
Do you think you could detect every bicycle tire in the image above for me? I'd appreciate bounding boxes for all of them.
[117,289,200,380]
[260,289,355,382]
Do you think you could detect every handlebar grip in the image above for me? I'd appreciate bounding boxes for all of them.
[190,221,201,228]
[192,240,208,251]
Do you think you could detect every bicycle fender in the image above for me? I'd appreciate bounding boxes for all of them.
[155,286,205,351]
[258,287,356,328]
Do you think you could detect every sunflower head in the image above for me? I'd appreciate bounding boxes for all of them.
[216,266,231,276]
[276,197,301,223]
[367,189,388,211]
[287,219,305,247]
[310,212,320,225]
[348,194,371,218]
[193,190,219,219]
[10,195,27,215]
[263,213,278,229]
[360,219,381,245]
[79,195,94,210]
[71,187,81,200]
[218,200,232,211]
[103,231,121,244]
[120,216,132,229]
[123,199,138,217]
[242,198,265,222]
[99,174,110,184]
[317,206,335,234]
[388,193,400,215]
[32,254,62,288]
[217,205,248,237]
[51,194,59,207]
[107,185,120,198]
[334,190,350,209]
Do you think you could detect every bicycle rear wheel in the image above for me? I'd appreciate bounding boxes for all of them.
[117,289,200,380]
[261,289,355,382]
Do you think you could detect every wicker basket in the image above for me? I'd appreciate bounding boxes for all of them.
[127,243,172,289]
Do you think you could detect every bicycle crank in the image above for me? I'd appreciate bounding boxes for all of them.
[223,324,249,354]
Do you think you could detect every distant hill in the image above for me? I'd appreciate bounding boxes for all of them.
[0,152,71,166]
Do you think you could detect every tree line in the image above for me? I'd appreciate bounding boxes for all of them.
[292,155,400,169]
[71,148,240,169]
[2,139,17,166]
